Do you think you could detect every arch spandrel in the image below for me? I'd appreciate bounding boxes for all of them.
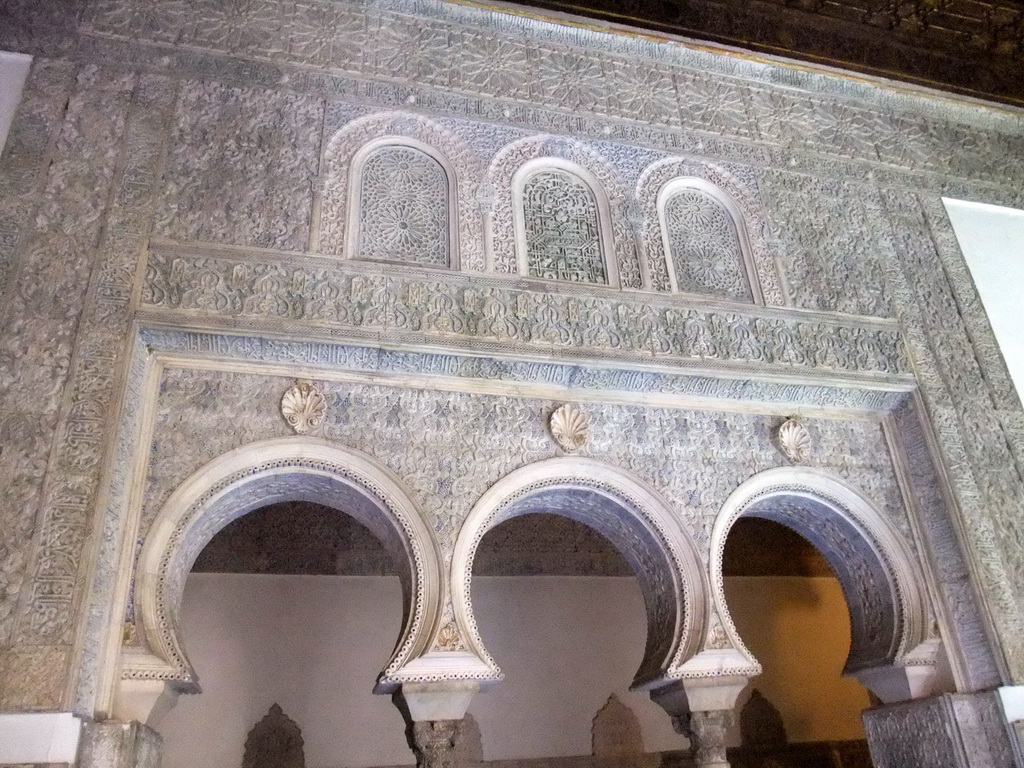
[709,467,935,692]
[449,458,708,690]
[124,437,445,693]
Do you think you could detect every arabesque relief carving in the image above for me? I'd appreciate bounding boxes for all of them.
[0,0,1022,765]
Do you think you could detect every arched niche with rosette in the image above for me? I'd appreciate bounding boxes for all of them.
[635,158,784,305]
[315,112,485,271]
[450,458,708,691]
[486,136,642,288]
[709,467,942,704]
[122,438,445,696]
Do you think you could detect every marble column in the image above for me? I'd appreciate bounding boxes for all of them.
[393,681,479,768]
[650,673,750,768]
[689,709,731,768]
[410,720,461,768]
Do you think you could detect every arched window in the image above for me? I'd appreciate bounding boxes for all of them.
[520,167,608,285]
[353,142,452,268]
[660,182,754,302]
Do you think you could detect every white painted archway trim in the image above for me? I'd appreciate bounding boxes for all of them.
[450,457,708,690]
[124,437,445,693]
[709,467,932,690]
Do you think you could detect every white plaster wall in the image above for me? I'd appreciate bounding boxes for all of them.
[0,52,31,152]
[943,198,1024,400]
[160,574,864,768]
[469,576,682,760]
[726,576,871,744]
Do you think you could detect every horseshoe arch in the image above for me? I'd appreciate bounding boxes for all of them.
[450,457,708,691]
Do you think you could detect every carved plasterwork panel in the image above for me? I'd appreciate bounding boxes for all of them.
[635,158,783,304]
[152,80,322,252]
[142,246,911,378]
[70,0,1024,190]
[761,172,895,318]
[318,112,485,271]
[354,144,451,268]
[863,696,964,768]
[874,189,1024,676]
[521,168,607,285]
[486,136,641,287]
[138,366,913,562]
[0,0,1022,728]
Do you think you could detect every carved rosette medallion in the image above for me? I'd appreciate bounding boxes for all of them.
[550,403,589,452]
[280,381,327,434]
[776,418,811,463]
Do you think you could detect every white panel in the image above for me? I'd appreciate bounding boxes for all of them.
[0,52,32,152]
[999,685,1024,722]
[0,712,82,763]
[943,198,1024,401]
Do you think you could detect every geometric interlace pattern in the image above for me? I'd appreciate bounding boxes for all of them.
[663,187,752,301]
[522,169,607,284]
[357,145,450,267]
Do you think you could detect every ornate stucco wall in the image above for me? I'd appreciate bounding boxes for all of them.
[1,0,1023,765]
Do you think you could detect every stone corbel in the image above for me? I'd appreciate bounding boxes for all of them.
[851,638,945,704]
[113,678,181,729]
[853,664,940,704]
[393,681,480,722]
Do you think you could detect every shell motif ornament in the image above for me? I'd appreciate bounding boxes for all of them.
[776,417,811,463]
[434,621,465,652]
[280,381,327,434]
[550,403,589,452]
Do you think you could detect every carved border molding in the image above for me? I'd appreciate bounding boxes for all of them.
[141,246,911,379]
[72,0,1024,193]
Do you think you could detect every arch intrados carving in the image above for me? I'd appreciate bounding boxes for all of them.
[127,437,443,693]
[635,157,783,304]
[451,458,707,690]
[710,467,929,678]
[317,111,485,271]
[486,135,642,288]
[512,157,620,288]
